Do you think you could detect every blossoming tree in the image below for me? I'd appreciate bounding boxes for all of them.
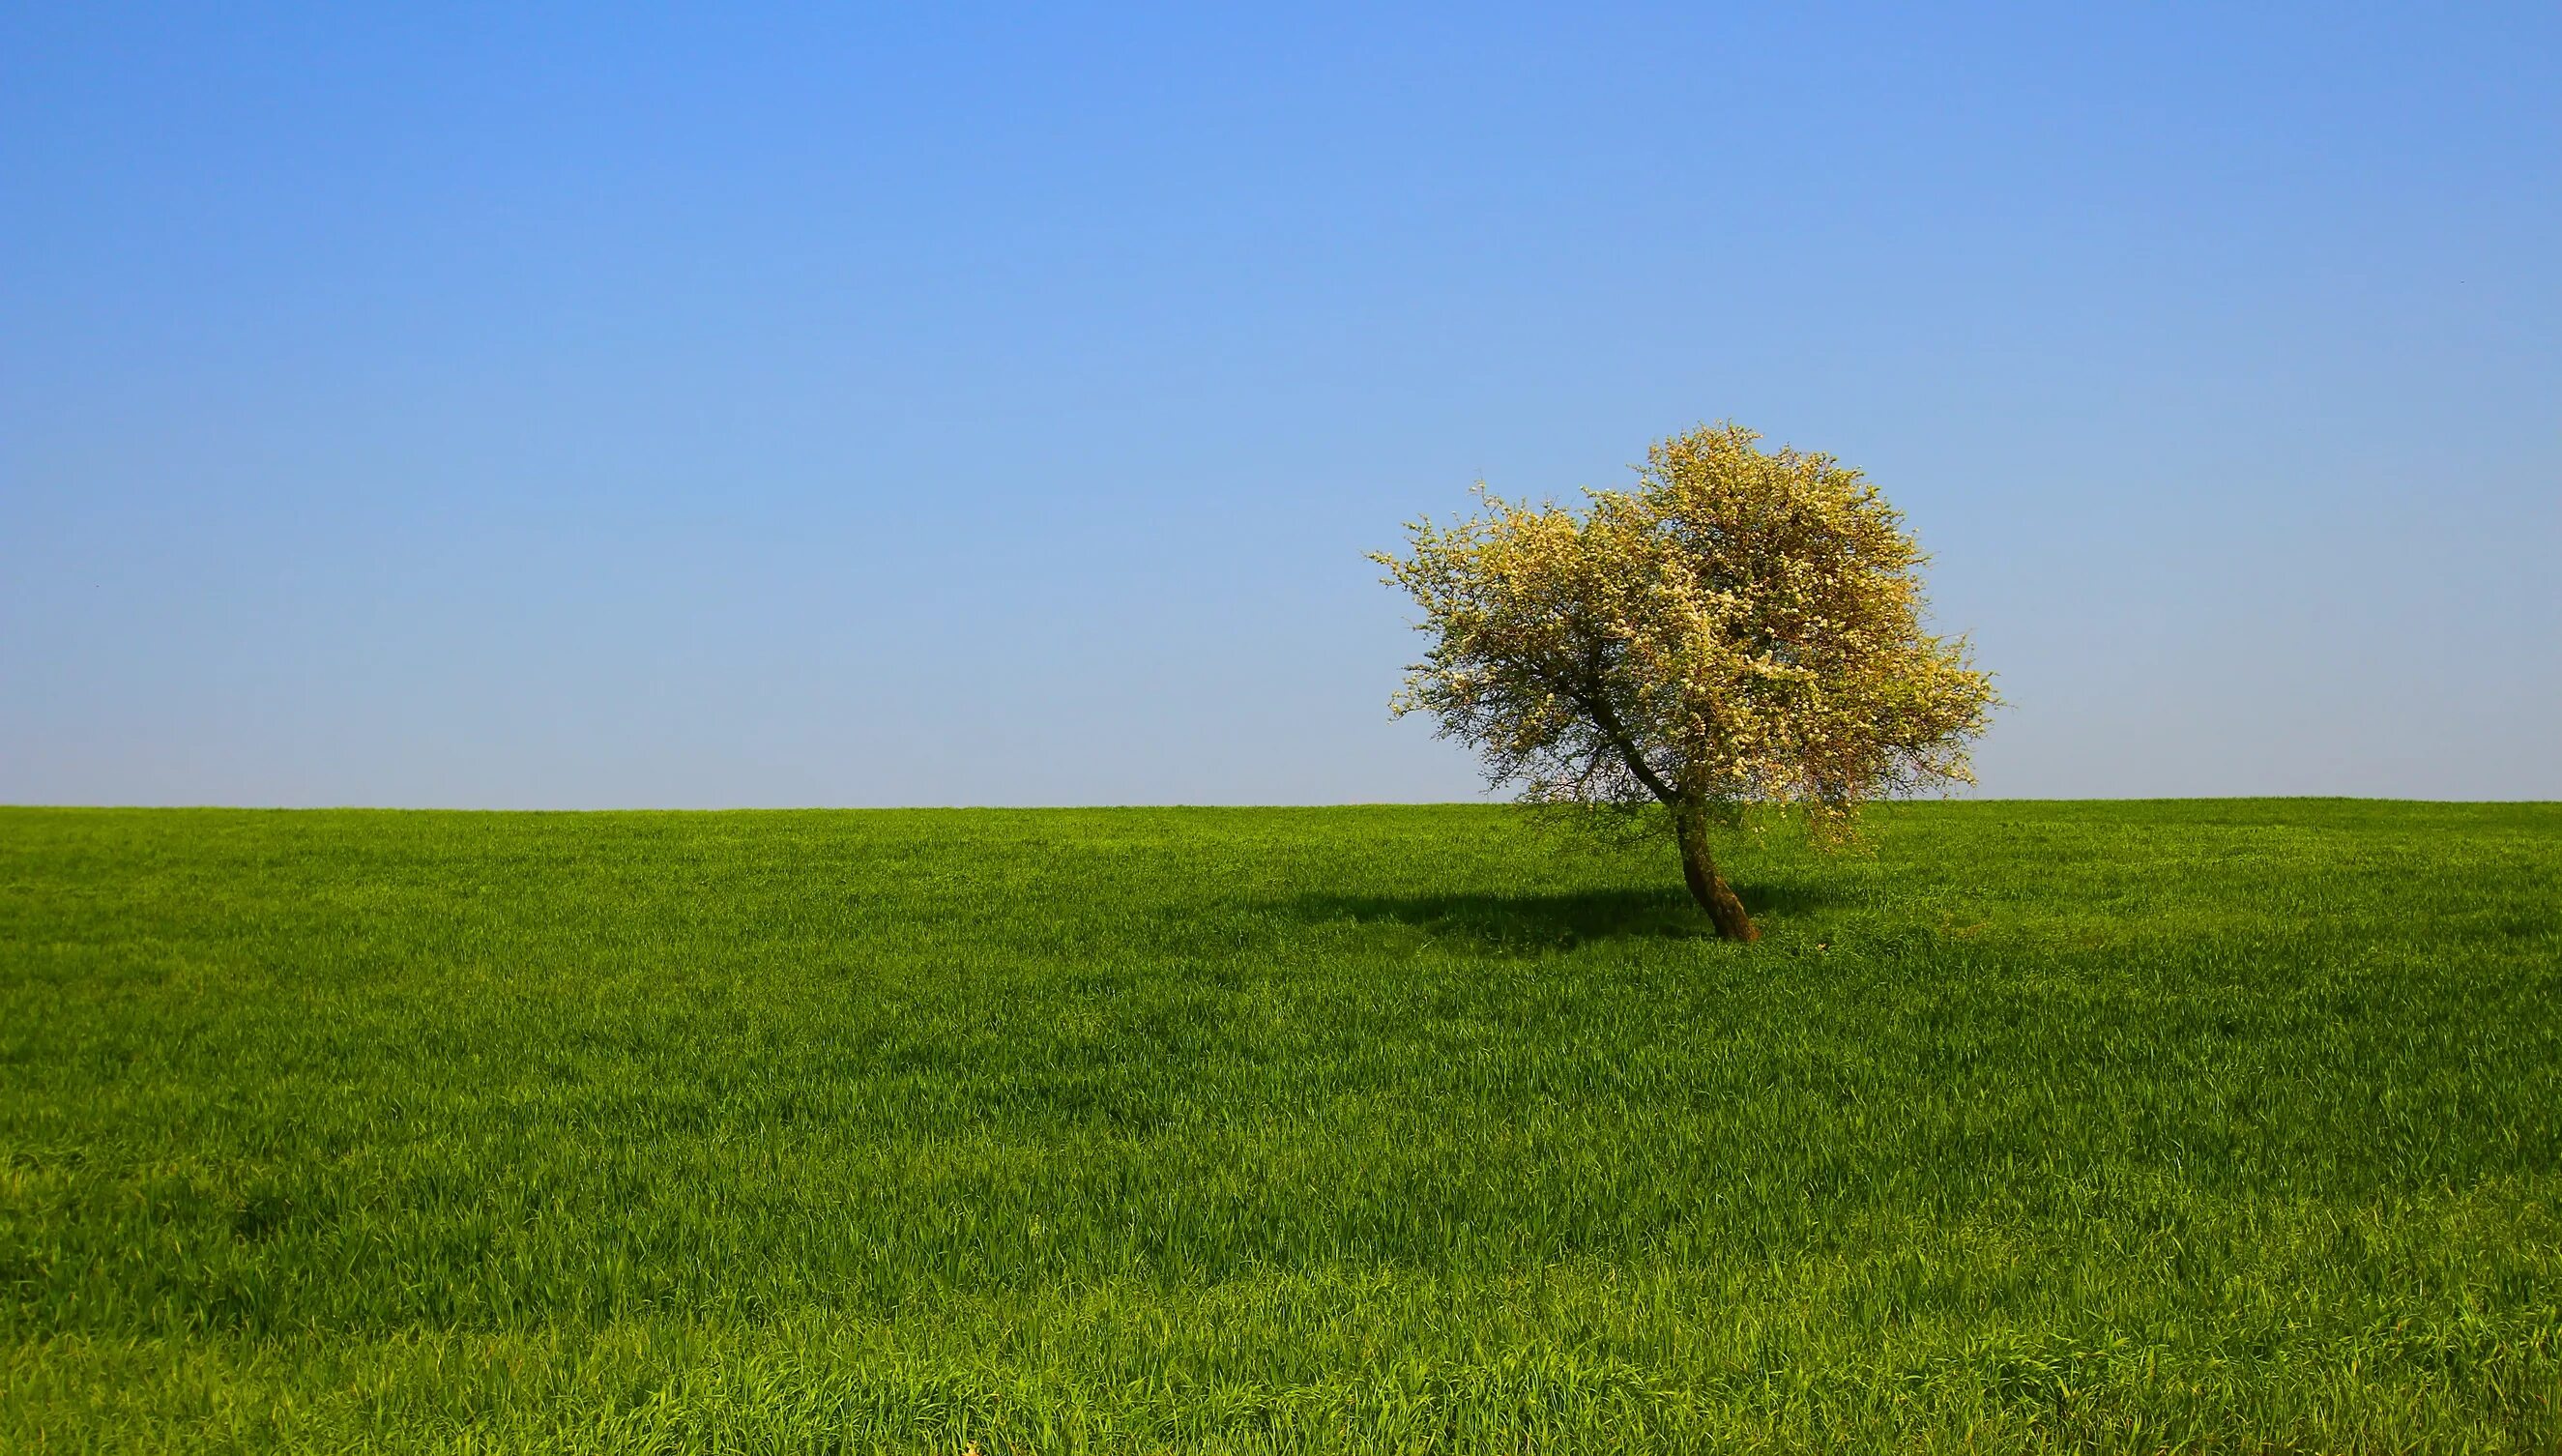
[1376,422,1995,941]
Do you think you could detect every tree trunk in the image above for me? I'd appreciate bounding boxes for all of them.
[1674,803,1760,942]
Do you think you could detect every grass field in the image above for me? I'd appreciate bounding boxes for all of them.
[3,801,2558,1452]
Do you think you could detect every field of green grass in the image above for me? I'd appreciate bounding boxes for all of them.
[3,801,2558,1452]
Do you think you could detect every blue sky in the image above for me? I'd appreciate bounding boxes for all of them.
[4,3,2555,806]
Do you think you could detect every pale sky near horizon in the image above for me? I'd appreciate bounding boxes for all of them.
[5,3,2556,807]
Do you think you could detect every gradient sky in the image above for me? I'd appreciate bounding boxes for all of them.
[5,3,2556,807]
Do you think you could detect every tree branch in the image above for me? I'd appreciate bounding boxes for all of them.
[1571,683,1677,806]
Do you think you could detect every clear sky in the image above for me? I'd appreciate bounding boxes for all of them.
[4,3,2555,807]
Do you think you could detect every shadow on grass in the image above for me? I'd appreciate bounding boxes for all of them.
[1287,883,1835,950]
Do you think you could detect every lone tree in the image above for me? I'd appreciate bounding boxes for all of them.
[1376,422,1994,942]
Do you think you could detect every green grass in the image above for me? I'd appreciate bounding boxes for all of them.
[3,801,2558,1452]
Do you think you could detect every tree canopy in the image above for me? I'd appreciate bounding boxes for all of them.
[1376,422,1994,940]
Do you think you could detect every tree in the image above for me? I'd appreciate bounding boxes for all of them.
[1375,422,1994,942]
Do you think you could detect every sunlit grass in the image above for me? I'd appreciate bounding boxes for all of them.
[4,801,2557,1450]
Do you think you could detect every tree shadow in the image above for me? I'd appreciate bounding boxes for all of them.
[1285,882,1839,951]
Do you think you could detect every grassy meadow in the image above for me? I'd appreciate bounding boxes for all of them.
[2,801,2558,1451]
